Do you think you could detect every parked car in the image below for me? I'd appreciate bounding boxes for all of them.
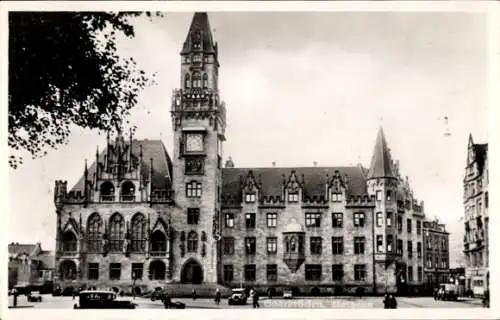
[228,288,247,305]
[437,284,458,301]
[27,293,43,302]
[283,288,293,299]
[74,290,136,309]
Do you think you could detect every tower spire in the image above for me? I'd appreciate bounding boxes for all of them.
[181,12,217,56]
[367,127,395,179]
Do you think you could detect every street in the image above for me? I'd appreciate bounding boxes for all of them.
[8,294,483,309]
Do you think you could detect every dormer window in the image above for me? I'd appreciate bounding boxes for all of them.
[288,193,299,203]
[245,193,256,203]
[331,192,342,202]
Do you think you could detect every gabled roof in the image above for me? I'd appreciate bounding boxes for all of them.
[8,244,37,256]
[367,127,395,179]
[70,139,173,193]
[181,12,217,55]
[222,166,368,205]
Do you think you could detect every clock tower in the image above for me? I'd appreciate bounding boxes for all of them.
[170,12,226,284]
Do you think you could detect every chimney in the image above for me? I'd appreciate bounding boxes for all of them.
[272,161,276,167]
[313,161,317,167]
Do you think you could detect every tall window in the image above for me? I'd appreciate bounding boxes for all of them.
[62,231,77,252]
[376,190,382,201]
[109,213,124,252]
[187,231,198,252]
[185,74,190,88]
[408,266,413,282]
[376,235,383,252]
[187,208,200,225]
[332,212,343,228]
[109,263,121,280]
[354,212,365,227]
[225,213,234,228]
[386,212,392,227]
[305,212,321,227]
[288,192,299,202]
[245,237,256,255]
[87,213,102,253]
[245,213,256,229]
[120,181,135,201]
[387,235,393,252]
[331,193,342,202]
[245,193,256,203]
[100,181,115,202]
[267,264,278,281]
[267,237,277,254]
[397,239,403,256]
[332,237,343,254]
[376,212,383,227]
[222,237,234,255]
[416,220,422,235]
[88,263,99,280]
[244,264,256,281]
[305,264,322,281]
[202,73,208,88]
[354,264,366,281]
[397,216,403,232]
[132,263,143,280]
[386,190,392,201]
[267,213,277,228]
[192,72,201,88]
[418,267,423,281]
[223,265,234,282]
[407,241,413,259]
[186,182,202,198]
[131,213,146,252]
[310,237,322,255]
[332,264,343,281]
[354,237,365,254]
[407,219,412,234]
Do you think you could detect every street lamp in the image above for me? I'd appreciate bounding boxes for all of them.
[132,271,137,300]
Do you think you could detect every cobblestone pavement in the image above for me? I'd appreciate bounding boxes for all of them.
[7,294,483,309]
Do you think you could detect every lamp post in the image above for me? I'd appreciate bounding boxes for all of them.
[132,271,137,300]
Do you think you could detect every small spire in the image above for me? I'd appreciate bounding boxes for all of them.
[367,127,395,179]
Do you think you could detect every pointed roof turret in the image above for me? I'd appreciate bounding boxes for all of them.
[368,127,395,179]
[181,12,217,55]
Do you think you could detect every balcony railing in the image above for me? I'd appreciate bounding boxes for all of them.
[150,251,167,257]
[120,195,136,202]
[100,195,115,202]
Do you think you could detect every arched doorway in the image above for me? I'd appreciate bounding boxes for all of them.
[181,259,203,284]
[149,260,166,280]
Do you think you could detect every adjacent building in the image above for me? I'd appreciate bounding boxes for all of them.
[463,134,489,296]
[422,220,450,293]
[8,242,55,291]
[53,12,430,296]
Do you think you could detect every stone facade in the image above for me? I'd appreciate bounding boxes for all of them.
[422,220,450,293]
[53,12,433,295]
[463,134,489,297]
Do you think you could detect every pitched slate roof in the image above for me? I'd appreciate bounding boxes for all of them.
[8,243,37,256]
[181,12,217,55]
[367,127,395,179]
[222,166,368,204]
[70,139,173,192]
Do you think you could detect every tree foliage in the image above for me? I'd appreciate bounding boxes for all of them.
[8,12,163,168]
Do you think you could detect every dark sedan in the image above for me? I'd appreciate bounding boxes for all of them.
[74,290,136,309]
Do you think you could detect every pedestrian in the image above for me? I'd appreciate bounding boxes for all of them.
[389,294,397,309]
[214,288,221,305]
[12,288,18,308]
[433,287,438,300]
[267,288,272,299]
[192,289,197,301]
[72,288,76,300]
[163,293,172,309]
[383,292,390,309]
[482,290,489,308]
[252,289,260,308]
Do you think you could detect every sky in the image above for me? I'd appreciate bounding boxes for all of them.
[7,11,489,252]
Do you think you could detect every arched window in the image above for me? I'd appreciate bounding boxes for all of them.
[185,74,190,89]
[59,260,77,280]
[100,181,115,202]
[149,260,166,280]
[109,213,124,252]
[151,230,167,255]
[192,72,201,88]
[62,231,77,252]
[131,213,146,252]
[121,181,135,202]
[187,231,198,252]
[203,73,208,88]
[87,213,102,253]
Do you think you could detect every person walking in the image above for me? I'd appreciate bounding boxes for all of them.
[267,288,272,300]
[12,288,18,308]
[383,293,390,309]
[214,288,221,305]
[192,289,197,301]
[389,294,397,309]
[252,289,260,308]
[163,292,172,309]
[433,287,438,300]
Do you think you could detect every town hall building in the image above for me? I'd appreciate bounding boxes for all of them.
[53,12,429,296]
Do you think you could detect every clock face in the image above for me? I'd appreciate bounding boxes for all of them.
[186,134,203,152]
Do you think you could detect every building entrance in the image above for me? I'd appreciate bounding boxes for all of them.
[181,259,203,284]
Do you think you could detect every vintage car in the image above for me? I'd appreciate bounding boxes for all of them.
[283,288,293,299]
[437,283,458,301]
[27,293,43,302]
[74,290,136,309]
[228,288,247,305]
